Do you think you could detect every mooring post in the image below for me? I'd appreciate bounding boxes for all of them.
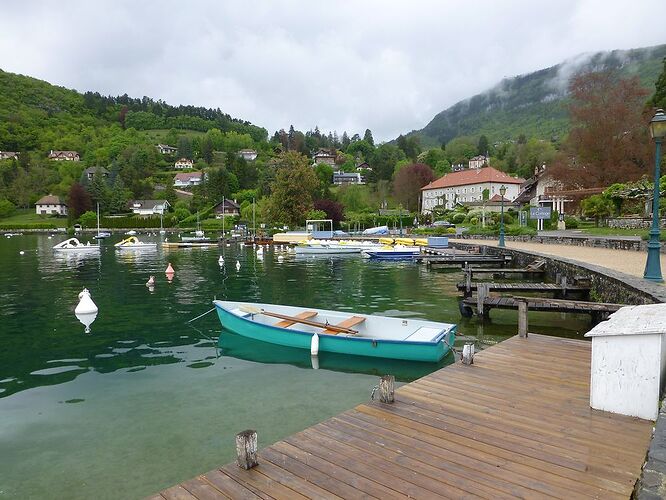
[235,430,258,469]
[462,343,475,365]
[561,276,568,297]
[477,283,488,318]
[555,273,562,285]
[465,264,472,296]
[379,375,395,403]
[517,299,528,338]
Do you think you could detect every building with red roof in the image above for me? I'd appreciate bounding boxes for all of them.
[421,166,524,213]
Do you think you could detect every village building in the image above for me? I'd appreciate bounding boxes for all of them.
[312,148,337,166]
[451,163,466,172]
[48,150,80,161]
[237,149,258,161]
[333,171,364,186]
[421,166,524,214]
[468,155,488,169]
[156,144,178,155]
[83,166,110,182]
[355,161,371,171]
[174,171,204,187]
[174,158,194,170]
[462,194,519,213]
[128,200,170,216]
[212,199,241,218]
[0,151,19,161]
[35,194,68,216]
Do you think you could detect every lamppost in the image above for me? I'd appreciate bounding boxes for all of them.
[644,109,666,282]
[499,184,507,248]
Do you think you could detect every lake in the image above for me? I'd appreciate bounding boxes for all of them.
[0,234,590,499]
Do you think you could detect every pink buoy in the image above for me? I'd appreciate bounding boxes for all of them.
[165,263,175,274]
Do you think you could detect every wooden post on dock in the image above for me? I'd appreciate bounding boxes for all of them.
[517,299,528,338]
[477,284,488,318]
[561,276,568,297]
[379,375,395,403]
[465,264,472,296]
[236,430,258,469]
[462,343,475,365]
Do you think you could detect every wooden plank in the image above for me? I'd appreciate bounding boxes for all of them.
[322,316,365,335]
[200,470,265,499]
[161,485,198,500]
[273,310,317,328]
[181,478,232,500]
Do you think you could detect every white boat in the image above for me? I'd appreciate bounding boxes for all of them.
[295,244,361,255]
[125,230,137,236]
[53,237,100,253]
[93,231,112,239]
[114,236,157,250]
[362,245,421,260]
[181,213,213,242]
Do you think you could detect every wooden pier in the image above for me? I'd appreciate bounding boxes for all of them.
[456,281,591,298]
[464,267,546,277]
[151,335,653,499]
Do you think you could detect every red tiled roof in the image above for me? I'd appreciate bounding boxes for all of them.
[488,194,510,202]
[421,166,524,190]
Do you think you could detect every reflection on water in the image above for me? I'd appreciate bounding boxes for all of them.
[0,234,591,499]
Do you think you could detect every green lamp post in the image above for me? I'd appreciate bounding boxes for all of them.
[644,109,666,282]
[499,184,507,248]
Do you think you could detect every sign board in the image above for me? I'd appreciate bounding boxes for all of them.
[529,207,552,220]
[519,211,527,226]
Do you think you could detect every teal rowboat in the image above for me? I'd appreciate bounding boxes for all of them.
[213,300,457,362]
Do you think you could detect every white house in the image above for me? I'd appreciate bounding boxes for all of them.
[156,144,178,155]
[48,150,80,161]
[333,172,364,185]
[174,171,204,187]
[421,166,525,214]
[468,155,488,169]
[237,149,258,161]
[35,195,68,216]
[129,200,170,216]
[174,158,194,170]
[0,151,19,161]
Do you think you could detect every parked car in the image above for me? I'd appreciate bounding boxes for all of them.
[432,220,454,228]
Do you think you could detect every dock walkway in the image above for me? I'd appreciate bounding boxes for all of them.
[152,334,653,499]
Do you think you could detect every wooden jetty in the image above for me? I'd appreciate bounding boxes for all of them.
[456,281,591,298]
[416,249,512,267]
[461,293,624,320]
[151,334,652,499]
[464,267,546,277]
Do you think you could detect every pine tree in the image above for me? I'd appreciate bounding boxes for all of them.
[363,129,374,147]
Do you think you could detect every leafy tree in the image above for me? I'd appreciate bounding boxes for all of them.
[337,184,371,212]
[68,182,91,219]
[370,144,406,181]
[205,167,239,202]
[581,194,613,226]
[314,199,345,227]
[346,140,374,160]
[396,134,422,160]
[314,163,333,198]
[363,129,375,147]
[0,199,16,218]
[200,136,214,164]
[305,209,327,221]
[88,173,110,212]
[650,57,666,109]
[231,189,258,205]
[108,175,131,213]
[267,152,318,225]
[444,138,477,165]
[78,210,97,228]
[393,163,435,211]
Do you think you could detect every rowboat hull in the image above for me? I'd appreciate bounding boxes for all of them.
[213,301,456,362]
[294,246,360,255]
[362,250,420,260]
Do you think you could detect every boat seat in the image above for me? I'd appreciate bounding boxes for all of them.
[322,316,365,335]
[274,311,318,328]
[404,326,445,342]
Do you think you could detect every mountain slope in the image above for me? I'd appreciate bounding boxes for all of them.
[408,44,666,147]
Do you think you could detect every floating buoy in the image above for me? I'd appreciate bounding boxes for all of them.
[75,288,98,314]
[19,251,25,255]
[310,333,319,356]
[236,260,241,271]
[218,256,225,266]
[226,243,230,247]
[257,247,263,254]
[146,276,155,287]
[165,263,175,274]
[277,255,284,262]
[311,355,319,370]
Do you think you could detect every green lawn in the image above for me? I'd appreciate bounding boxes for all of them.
[0,209,66,229]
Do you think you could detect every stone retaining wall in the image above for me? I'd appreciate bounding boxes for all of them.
[607,217,666,229]
[457,233,660,252]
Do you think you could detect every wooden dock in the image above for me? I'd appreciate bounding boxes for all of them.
[456,281,591,297]
[464,267,546,277]
[462,295,624,320]
[416,254,512,267]
[151,335,653,499]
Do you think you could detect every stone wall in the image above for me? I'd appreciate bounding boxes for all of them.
[607,217,666,229]
[457,233,659,252]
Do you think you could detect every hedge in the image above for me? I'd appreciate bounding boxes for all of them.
[101,215,178,229]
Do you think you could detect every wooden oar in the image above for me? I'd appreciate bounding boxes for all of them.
[240,306,358,334]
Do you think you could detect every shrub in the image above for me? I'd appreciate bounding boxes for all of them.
[564,216,579,229]
[451,213,466,224]
[0,199,16,218]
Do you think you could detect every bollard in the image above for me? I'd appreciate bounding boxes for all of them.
[477,283,488,318]
[465,265,472,296]
[517,300,528,338]
[236,430,258,469]
[462,343,475,365]
[379,375,395,403]
[561,276,568,297]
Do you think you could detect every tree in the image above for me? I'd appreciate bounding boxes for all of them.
[370,144,406,181]
[393,163,435,211]
[363,129,375,147]
[78,210,97,228]
[205,167,239,202]
[477,135,489,156]
[314,163,333,198]
[177,136,192,159]
[0,199,16,218]
[551,71,652,188]
[396,134,422,160]
[346,140,374,160]
[68,182,91,219]
[650,57,666,109]
[314,199,345,227]
[581,194,613,226]
[200,136,214,164]
[267,152,318,225]
[108,175,131,214]
[88,173,110,212]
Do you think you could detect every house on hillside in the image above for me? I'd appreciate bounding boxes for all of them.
[312,149,337,166]
[83,166,110,182]
[48,150,80,161]
[421,166,524,214]
[237,149,258,161]
[468,155,488,169]
[174,171,204,187]
[212,199,241,218]
[35,195,68,216]
[174,158,194,170]
[355,161,370,171]
[156,144,178,155]
[0,151,19,161]
[451,163,466,172]
[128,200,170,216]
[333,172,364,186]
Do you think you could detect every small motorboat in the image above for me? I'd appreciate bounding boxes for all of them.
[114,236,157,250]
[125,230,137,236]
[362,245,421,260]
[53,238,100,253]
[93,231,112,240]
[213,300,456,362]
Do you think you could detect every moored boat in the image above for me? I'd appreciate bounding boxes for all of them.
[53,237,100,252]
[213,300,456,362]
[362,245,421,260]
[114,236,157,250]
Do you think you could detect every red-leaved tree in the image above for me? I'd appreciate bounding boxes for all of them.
[393,163,435,211]
[68,182,92,219]
[314,199,345,227]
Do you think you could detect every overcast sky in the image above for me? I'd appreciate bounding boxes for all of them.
[1,0,664,141]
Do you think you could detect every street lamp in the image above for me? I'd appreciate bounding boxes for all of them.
[499,184,507,248]
[644,109,666,282]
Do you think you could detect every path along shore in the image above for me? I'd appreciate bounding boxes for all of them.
[451,238,666,282]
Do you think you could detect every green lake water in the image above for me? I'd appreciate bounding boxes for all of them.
[0,234,591,499]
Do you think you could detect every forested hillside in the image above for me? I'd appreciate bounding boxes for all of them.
[407,44,666,147]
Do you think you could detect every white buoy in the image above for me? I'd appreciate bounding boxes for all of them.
[19,251,25,255]
[257,246,263,254]
[236,260,241,271]
[75,288,98,314]
[277,255,284,262]
[311,355,319,370]
[146,276,155,287]
[226,243,230,247]
[218,256,225,266]
[310,333,319,356]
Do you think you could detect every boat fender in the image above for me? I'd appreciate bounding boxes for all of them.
[165,263,175,274]
[277,255,284,262]
[146,276,155,287]
[218,256,225,265]
[310,333,319,356]
[75,288,98,314]
[236,260,241,271]
[459,300,473,318]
